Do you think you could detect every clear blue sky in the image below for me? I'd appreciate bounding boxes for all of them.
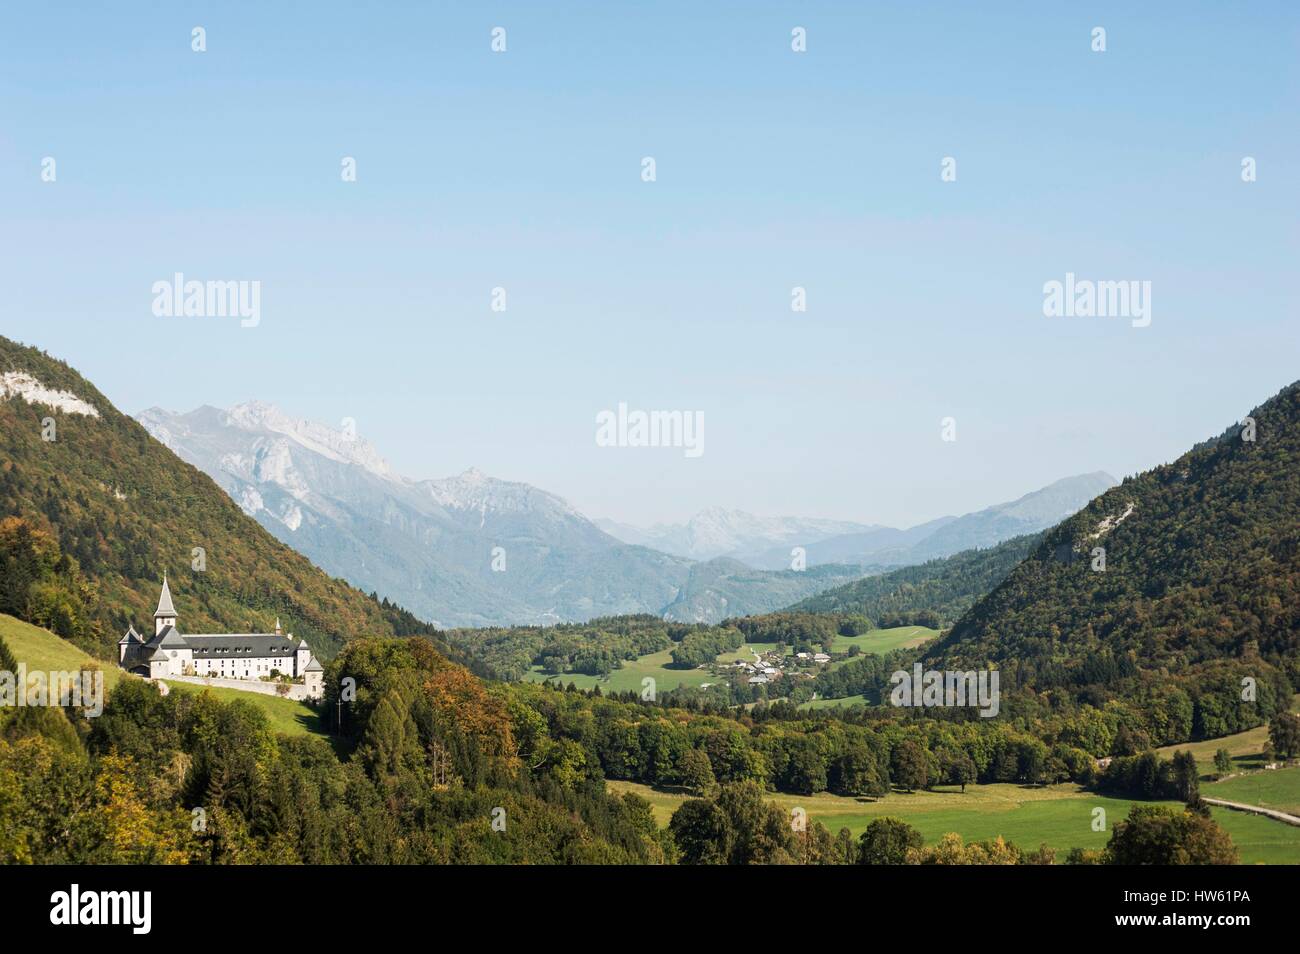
[2,2,1296,526]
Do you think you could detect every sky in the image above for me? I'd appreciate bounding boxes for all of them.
[1,2,1297,528]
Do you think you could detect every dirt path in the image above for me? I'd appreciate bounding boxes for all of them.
[1202,797,1300,828]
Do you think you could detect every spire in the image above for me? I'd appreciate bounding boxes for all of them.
[275,617,282,635]
[154,574,177,618]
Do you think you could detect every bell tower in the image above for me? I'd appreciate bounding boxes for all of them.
[154,574,178,636]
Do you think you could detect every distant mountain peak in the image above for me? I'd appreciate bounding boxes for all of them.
[219,400,394,480]
[420,467,583,519]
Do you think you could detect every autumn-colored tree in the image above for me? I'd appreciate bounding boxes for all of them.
[910,832,1021,865]
[92,753,189,864]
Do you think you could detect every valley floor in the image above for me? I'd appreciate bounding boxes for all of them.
[521,625,940,697]
[607,775,1300,864]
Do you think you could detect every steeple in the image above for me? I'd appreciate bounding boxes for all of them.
[154,574,178,636]
[275,617,282,636]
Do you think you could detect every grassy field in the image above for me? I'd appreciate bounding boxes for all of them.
[606,778,1300,864]
[801,693,871,711]
[1156,694,1300,773]
[521,648,723,694]
[0,613,323,738]
[164,680,325,736]
[715,641,787,664]
[0,613,121,691]
[1205,766,1300,818]
[830,625,939,657]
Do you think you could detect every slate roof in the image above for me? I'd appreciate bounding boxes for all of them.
[154,576,177,618]
[183,633,301,656]
[156,626,189,648]
[118,625,141,646]
[303,656,323,673]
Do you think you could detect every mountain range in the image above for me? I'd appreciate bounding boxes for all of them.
[136,402,692,628]
[0,337,442,661]
[134,402,1116,628]
[601,473,1116,571]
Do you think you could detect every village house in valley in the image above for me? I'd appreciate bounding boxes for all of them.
[119,576,324,699]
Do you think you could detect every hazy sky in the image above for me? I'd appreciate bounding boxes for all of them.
[2,2,1296,527]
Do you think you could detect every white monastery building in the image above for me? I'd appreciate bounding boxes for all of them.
[119,576,325,699]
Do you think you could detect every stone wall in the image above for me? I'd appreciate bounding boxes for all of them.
[152,673,317,702]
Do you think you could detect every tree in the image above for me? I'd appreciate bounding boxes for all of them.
[1213,748,1232,777]
[857,817,922,865]
[892,740,928,793]
[939,749,977,792]
[714,781,797,865]
[1025,843,1056,865]
[836,827,855,865]
[680,748,717,796]
[669,781,797,865]
[783,738,828,795]
[1105,805,1237,865]
[1268,712,1300,760]
[1170,750,1200,803]
[914,833,1021,865]
[1065,847,1104,865]
[800,822,837,865]
[668,799,730,865]
[1018,739,1048,786]
[831,744,888,797]
[1113,723,1152,756]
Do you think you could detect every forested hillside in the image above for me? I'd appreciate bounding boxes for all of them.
[0,336,441,660]
[932,381,1300,711]
[787,534,1041,625]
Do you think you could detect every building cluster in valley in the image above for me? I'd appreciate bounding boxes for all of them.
[118,576,325,700]
[721,647,832,685]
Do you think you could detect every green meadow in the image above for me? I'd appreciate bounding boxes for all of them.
[164,681,325,737]
[1205,766,1300,818]
[716,641,787,664]
[830,625,939,657]
[801,693,872,711]
[1155,694,1300,774]
[521,648,722,694]
[0,613,121,691]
